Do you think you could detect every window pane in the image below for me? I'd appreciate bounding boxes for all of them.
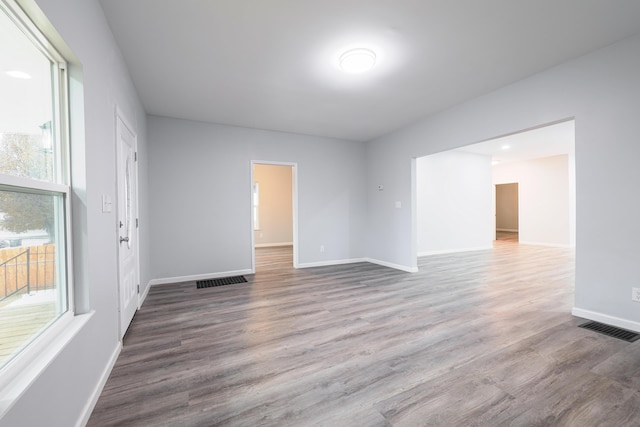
[0,189,66,368]
[0,8,55,182]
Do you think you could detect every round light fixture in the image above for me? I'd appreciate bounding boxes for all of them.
[339,48,376,74]
[5,70,31,79]
[501,144,511,150]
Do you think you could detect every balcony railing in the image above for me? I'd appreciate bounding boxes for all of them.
[0,244,55,302]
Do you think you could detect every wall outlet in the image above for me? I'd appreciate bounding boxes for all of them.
[320,245,325,253]
[633,287,640,303]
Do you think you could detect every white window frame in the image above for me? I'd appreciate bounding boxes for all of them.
[0,0,80,411]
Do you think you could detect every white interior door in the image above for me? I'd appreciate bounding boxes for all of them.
[116,113,139,339]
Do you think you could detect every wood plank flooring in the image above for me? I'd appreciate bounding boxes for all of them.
[87,240,640,426]
[0,292,56,366]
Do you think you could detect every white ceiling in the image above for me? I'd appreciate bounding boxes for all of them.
[99,0,640,142]
[457,120,574,164]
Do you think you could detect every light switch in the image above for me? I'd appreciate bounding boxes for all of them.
[395,201,402,209]
[102,195,112,213]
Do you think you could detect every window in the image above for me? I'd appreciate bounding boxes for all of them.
[0,0,71,374]
[253,182,260,230]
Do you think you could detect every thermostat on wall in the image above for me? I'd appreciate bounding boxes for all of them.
[377,184,384,191]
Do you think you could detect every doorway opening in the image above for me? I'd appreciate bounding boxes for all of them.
[495,183,519,242]
[250,161,298,273]
[415,119,575,259]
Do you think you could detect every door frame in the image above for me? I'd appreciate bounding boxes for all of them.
[115,106,141,339]
[494,182,520,238]
[250,160,299,272]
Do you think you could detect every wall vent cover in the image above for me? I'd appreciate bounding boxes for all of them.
[197,276,247,289]
[578,321,640,342]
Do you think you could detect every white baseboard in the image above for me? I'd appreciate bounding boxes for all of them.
[366,258,418,273]
[418,246,492,257]
[297,258,367,269]
[519,241,572,248]
[496,228,518,232]
[148,269,254,286]
[76,341,122,427]
[572,307,640,333]
[297,257,418,273]
[138,282,151,308]
[255,242,293,248]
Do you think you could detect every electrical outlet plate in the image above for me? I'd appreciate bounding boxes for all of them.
[632,287,640,302]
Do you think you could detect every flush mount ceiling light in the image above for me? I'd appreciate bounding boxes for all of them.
[339,48,376,74]
[5,70,31,79]
[501,144,511,150]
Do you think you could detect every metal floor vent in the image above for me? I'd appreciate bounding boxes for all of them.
[196,276,247,289]
[578,321,640,342]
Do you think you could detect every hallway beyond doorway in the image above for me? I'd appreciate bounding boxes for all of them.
[255,246,293,272]
[496,231,518,243]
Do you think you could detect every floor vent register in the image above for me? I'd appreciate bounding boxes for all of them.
[196,276,247,289]
[578,321,640,342]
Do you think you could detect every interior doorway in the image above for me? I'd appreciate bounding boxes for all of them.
[250,161,298,272]
[495,183,519,242]
[414,119,575,261]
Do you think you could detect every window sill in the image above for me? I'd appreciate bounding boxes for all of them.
[0,310,94,418]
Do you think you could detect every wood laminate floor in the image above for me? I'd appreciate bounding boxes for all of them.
[88,241,640,426]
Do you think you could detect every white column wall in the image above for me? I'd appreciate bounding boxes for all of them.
[417,151,493,255]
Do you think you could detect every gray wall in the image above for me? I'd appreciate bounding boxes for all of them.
[366,33,640,330]
[148,116,367,281]
[2,0,149,426]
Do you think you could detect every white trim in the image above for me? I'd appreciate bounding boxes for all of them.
[366,258,419,273]
[0,311,94,418]
[115,107,141,340]
[2,0,67,65]
[410,157,418,271]
[572,307,640,334]
[250,165,256,273]
[139,282,151,307]
[519,241,572,248]
[254,242,293,248]
[251,160,297,167]
[0,173,69,194]
[418,246,493,257]
[75,341,121,427]
[297,258,367,269]
[496,228,518,232]
[148,269,254,286]
[292,166,299,269]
